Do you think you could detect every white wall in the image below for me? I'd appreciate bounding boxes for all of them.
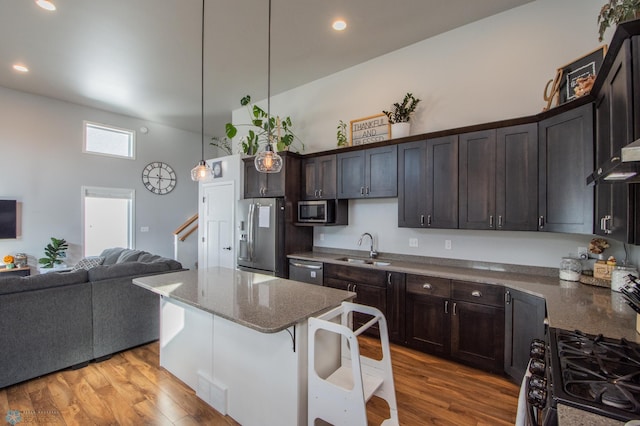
[233,0,632,268]
[0,86,212,267]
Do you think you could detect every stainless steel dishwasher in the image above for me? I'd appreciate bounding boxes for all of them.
[288,259,323,285]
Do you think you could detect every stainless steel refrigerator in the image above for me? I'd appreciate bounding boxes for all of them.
[237,198,285,276]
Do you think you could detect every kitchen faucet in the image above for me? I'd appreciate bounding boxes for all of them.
[358,232,378,258]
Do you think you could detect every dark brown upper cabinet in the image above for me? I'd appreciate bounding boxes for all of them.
[538,103,594,234]
[301,154,337,200]
[594,39,636,242]
[337,145,397,199]
[398,136,459,229]
[459,124,538,231]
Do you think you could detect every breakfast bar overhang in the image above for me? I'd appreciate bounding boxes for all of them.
[133,267,355,426]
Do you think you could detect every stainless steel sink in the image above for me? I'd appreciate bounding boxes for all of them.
[337,257,391,266]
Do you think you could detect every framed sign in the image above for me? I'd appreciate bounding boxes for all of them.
[350,113,390,146]
[558,46,606,104]
[212,161,223,178]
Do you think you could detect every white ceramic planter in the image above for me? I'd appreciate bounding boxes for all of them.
[391,122,411,139]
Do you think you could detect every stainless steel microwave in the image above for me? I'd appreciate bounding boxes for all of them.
[297,200,336,223]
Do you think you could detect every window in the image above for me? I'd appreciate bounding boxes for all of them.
[83,121,135,159]
[82,186,134,256]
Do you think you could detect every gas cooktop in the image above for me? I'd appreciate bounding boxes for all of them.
[549,328,640,422]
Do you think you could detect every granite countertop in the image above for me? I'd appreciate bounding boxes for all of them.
[288,249,640,343]
[132,267,355,333]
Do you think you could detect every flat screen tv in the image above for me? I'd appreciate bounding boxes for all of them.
[0,200,17,239]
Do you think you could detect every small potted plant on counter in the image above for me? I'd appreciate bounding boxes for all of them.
[598,0,640,41]
[383,92,421,139]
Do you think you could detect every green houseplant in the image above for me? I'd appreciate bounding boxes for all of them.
[382,92,421,124]
[225,95,304,155]
[598,0,640,41]
[336,120,348,147]
[383,92,421,139]
[38,237,68,268]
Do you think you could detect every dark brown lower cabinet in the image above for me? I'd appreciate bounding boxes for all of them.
[323,264,387,337]
[504,289,546,383]
[406,275,505,373]
[406,293,450,356]
[450,300,505,373]
[386,272,406,344]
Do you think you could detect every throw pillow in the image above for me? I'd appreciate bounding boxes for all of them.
[72,256,105,271]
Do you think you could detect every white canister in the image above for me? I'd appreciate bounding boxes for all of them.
[611,264,639,292]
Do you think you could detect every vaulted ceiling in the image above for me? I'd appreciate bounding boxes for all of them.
[0,0,533,136]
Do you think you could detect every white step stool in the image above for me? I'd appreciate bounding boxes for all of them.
[308,302,399,426]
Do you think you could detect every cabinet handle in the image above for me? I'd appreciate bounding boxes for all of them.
[498,215,503,228]
[427,214,432,226]
[452,302,457,315]
[422,283,432,290]
[444,300,449,314]
[538,216,545,229]
[365,186,370,195]
[505,290,511,304]
[361,187,365,195]
[471,290,482,297]
[420,215,425,226]
[489,215,494,228]
[347,283,352,292]
[601,215,612,234]
[318,189,323,197]
[388,273,392,286]
[353,284,357,292]
[314,189,319,198]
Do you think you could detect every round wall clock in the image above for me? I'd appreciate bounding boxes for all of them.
[142,162,177,195]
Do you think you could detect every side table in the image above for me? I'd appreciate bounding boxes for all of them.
[0,266,31,277]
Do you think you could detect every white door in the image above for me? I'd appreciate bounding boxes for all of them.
[201,182,235,269]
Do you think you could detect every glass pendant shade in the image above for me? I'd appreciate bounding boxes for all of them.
[254,144,282,173]
[191,160,213,182]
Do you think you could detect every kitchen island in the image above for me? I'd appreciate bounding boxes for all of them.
[132,267,355,426]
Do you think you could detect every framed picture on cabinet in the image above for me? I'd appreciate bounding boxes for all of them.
[350,113,391,146]
[557,46,607,104]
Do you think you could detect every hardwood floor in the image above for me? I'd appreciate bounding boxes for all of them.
[0,338,519,425]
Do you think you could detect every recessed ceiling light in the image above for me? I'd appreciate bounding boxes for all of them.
[332,20,347,31]
[13,64,29,73]
[35,0,56,11]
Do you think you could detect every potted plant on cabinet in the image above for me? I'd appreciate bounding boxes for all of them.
[598,0,640,41]
[224,95,304,155]
[382,92,421,139]
[336,120,349,147]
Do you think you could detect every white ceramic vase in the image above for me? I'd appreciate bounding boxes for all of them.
[391,122,411,139]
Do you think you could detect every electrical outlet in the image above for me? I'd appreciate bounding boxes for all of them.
[445,240,452,250]
[409,238,418,248]
[578,246,588,259]
[319,233,325,241]
[140,226,149,232]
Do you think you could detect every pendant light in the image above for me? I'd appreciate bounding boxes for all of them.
[191,0,213,182]
[254,0,283,173]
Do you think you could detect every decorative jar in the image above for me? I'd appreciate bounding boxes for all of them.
[611,264,639,292]
[559,257,582,281]
[14,253,27,268]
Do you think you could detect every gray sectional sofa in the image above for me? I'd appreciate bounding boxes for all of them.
[0,247,183,389]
